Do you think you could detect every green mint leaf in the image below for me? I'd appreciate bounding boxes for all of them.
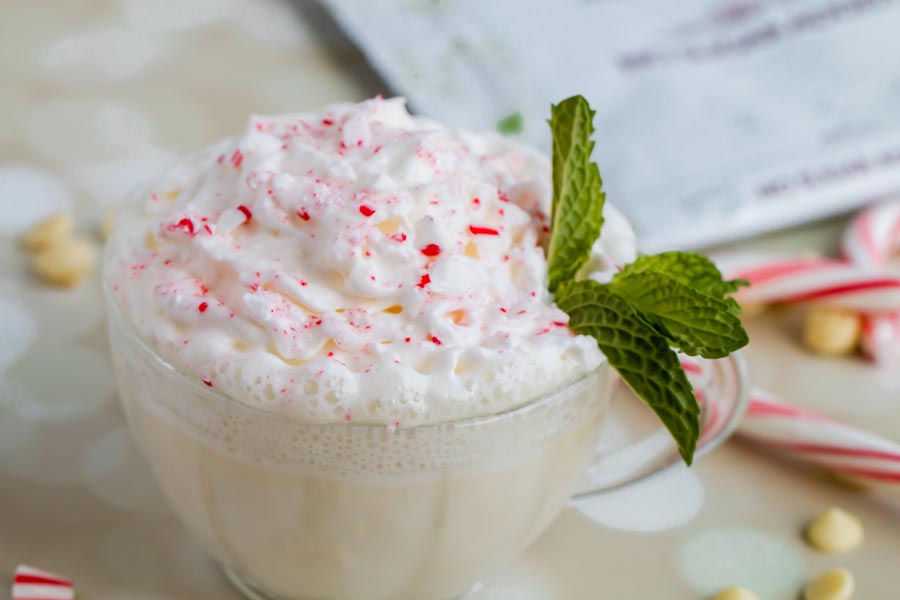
[546,95,605,292]
[618,251,748,315]
[556,279,700,464]
[496,111,524,135]
[610,271,749,358]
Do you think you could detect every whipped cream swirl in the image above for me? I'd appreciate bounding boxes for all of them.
[104,97,636,426]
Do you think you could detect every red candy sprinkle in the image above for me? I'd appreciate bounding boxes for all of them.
[170,218,195,235]
[417,274,431,288]
[431,336,442,345]
[198,302,208,313]
[322,118,334,126]
[237,205,252,222]
[297,210,310,221]
[391,232,407,242]
[202,378,213,387]
[469,225,499,236]
[231,149,243,168]
[359,205,375,217]
[421,243,441,256]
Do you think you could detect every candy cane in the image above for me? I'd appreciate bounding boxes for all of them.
[841,200,900,268]
[739,390,900,489]
[840,200,900,362]
[720,254,900,312]
[681,357,900,498]
[11,565,74,600]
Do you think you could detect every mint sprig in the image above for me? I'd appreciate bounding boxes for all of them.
[617,251,747,316]
[556,280,701,464]
[547,96,748,465]
[610,269,749,358]
[546,97,606,292]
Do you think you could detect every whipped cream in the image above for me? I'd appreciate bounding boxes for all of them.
[104,97,636,426]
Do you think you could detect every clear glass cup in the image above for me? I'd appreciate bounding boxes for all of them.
[104,283,747,600]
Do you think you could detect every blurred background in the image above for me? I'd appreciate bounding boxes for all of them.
[2,1,900,599]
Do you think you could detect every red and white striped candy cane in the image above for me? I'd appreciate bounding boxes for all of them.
[11,565,74,600]
[841,200,900,363]
[681,358,900,500]
[861,311,900,365]
[841,200,900,268]
[719,253,900,312]
[739,389,900,491]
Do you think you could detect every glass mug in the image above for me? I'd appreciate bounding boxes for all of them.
[104,284,747,600]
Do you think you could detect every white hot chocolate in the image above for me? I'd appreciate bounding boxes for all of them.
[104,97,635,599]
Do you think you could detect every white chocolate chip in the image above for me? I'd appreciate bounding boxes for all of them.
[713,586,760,600]
[806,507,863,553]
[20,212,74,251]
[804,568,854,600]
[31,237,96,288]
[803,306,861,356]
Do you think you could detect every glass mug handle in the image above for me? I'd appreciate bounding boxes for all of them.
[571,353,750,499]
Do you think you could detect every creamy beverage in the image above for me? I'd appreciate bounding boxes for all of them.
[104,97,636,599]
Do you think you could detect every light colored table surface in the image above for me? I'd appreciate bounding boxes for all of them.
[1,2,898,599]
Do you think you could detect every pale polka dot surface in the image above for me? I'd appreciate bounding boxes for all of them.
[260,68,368,113]
[0,293,37,375]
[98,522,179,587]
[79,427,167,513]
[0,86,28,146]
[679,528,805,600]
[2,1,898,598]
[0,407,38,458]
[135,92,215,152]
[0,344,112,420]
[466,566,554,600]
[97,595,177,600]
[120,0,234,32]
[170,532,230,589]
[0,407,118,486]
[575,465,704,532]
[69,147,177,207]
[228,1,306,46]
[0,165,74,234]
[40,27,165,82]
[25,98,156,165]
[0,278,105,341]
